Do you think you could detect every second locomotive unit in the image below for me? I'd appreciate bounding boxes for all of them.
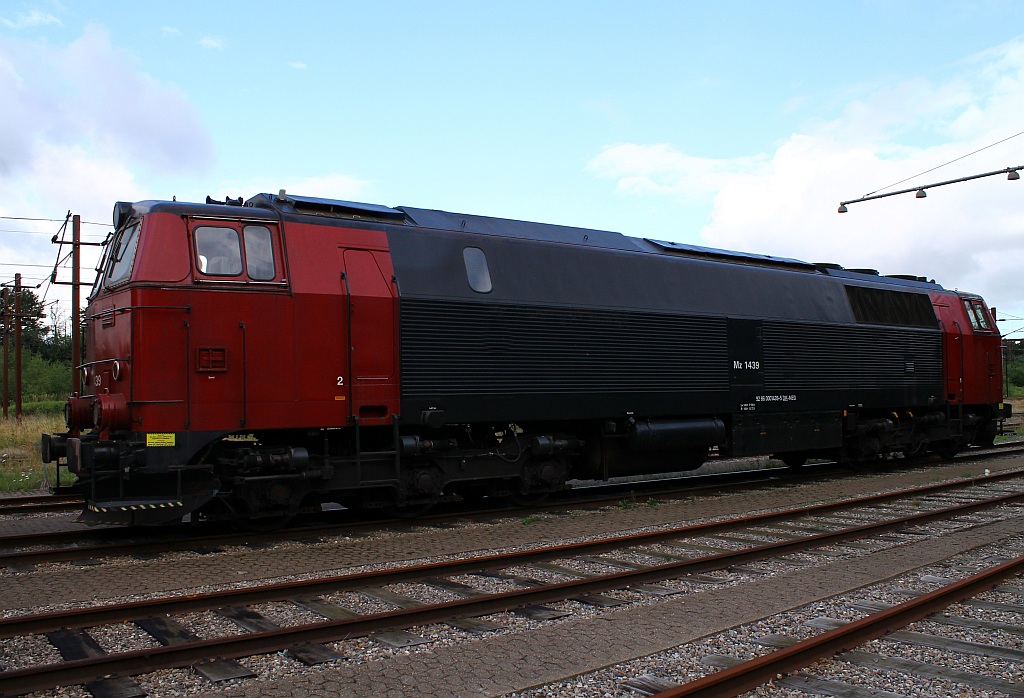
[42,192,1008,524]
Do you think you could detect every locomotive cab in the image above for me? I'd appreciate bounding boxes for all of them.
[44,200,308,524]
[930,292,1008,449]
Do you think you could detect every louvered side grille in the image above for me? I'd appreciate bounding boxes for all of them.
[762,322,941,390]
[400,299,729,396]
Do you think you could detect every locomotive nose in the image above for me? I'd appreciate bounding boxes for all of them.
[62,393,130,431]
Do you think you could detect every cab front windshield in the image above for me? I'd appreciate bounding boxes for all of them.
[94,220,141,294]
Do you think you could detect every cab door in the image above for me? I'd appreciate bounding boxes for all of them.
[339,248,399,425]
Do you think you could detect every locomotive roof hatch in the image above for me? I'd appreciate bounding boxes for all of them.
[247,192,408,222]
[643,238,816,271]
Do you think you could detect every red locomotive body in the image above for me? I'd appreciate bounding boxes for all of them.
[42,193,1010,525]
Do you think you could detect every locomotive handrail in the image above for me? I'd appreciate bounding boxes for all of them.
[184,319,191,428]
[954,320,965,403]
[239,322,248,428]
[76,356,129,369]
[193,279,288,287]
[85,304,192,321]
[340,271,354,422]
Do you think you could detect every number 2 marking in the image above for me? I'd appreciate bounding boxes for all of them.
[336,376,345,386]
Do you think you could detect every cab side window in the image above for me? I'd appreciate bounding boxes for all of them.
[964,300,994,332]
[243,226,275,280]
[193,224,282,282]
[195,227,243,276]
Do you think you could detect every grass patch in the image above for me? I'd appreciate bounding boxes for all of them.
[616,494,660,510]
[1,412,66,492]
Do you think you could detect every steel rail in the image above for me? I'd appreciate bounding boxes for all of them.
[1,442,1018,551]
[2,458,1022,570]
[0,493,78,505]
[2,472,1023,639]
[0,460,817,560]
[0,496,82,516]
[652,554,1024,698]
[2,489,1023,693]
[0,467,806,566]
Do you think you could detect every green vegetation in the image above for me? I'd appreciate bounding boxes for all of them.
[3,287,78,405]
[1006,339,1024,399]
[1,412,65,491]
[2,288,75,491]
[1006,362,1024,399]
[616,494,660,510]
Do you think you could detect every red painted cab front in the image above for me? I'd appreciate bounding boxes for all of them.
[930,289,1006,446]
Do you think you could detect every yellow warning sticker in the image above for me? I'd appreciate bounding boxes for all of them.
[146,433,176,447]
[335,396,347,401]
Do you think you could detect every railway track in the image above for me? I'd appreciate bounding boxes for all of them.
[0,493,82,516]
[2,468,1024,695]
[624,559,1024,697]
[0,459,837,568]
[0,468,819,569]
[3,444,1022,570]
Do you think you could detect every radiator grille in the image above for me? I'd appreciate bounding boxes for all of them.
[400,299,729,396]
[762,322,941,390]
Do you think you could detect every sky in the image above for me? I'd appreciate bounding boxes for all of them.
[2,0,1024,339]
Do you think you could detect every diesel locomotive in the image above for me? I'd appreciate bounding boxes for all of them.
[41,192,1010,525]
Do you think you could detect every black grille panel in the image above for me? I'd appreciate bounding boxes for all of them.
[762,322,941,390]
[400,299,729,396]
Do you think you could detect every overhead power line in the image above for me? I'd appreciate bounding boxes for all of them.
[0,215,111,227]
[860,130,1024,199]
[0,227,106,238]
[0,262,59,268]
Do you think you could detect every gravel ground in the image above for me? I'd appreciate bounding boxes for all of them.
[4,457,1024,696]
[509,537,1024,698]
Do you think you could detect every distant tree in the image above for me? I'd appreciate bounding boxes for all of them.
[2,288,74,402]
[1,287,47,344]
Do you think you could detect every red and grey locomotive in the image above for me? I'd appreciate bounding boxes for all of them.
[41,192,1010,525]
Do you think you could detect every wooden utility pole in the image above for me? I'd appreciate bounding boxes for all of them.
[1,287,8,420]
[14,273,22,420]
[72,214,81,394]
[51,213,105,395]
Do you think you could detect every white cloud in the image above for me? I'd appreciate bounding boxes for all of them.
[0,10,61,29]
[0,25,213,182]
[588,39,1024,330]
[589,143,769,200]
[287,60,307,70]
[161,26,181,36]
[0,24,214,310]
[199,36,223,49]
